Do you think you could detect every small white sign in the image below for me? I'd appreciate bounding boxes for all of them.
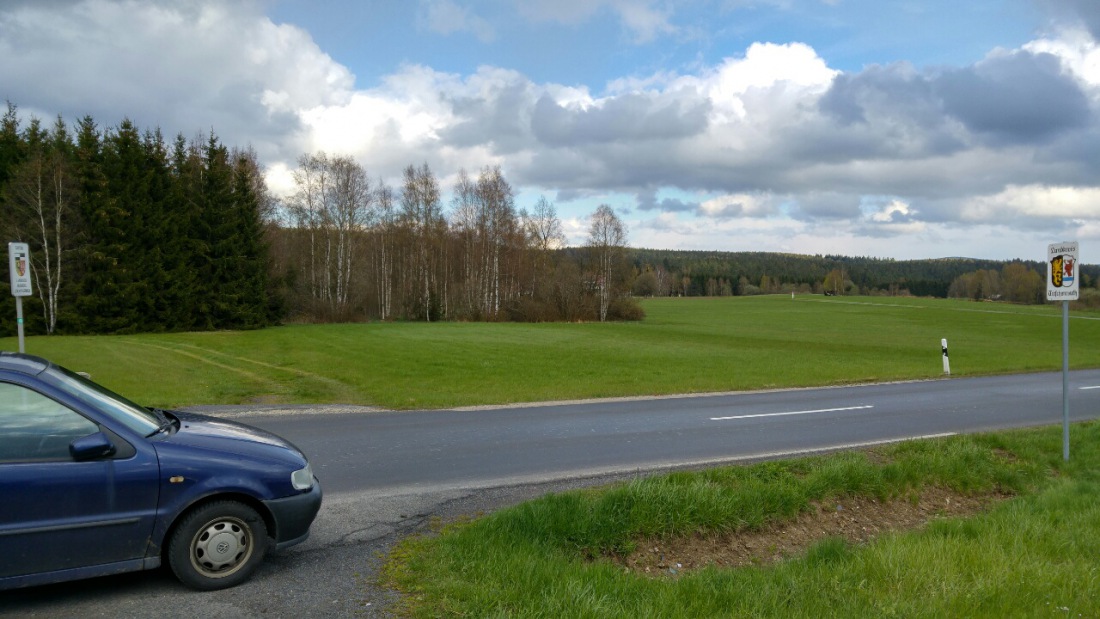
[1047,241,1080,302]
[8,242,32,297]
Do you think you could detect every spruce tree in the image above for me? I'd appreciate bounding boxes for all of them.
[0,102,25,196]
[79,119,146,333]
[69,116,107,333]
[138,128,174,331]
[200,133,236,328]
[230,153,272,328]
[168,133,205,330]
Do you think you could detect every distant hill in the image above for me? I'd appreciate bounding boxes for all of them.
[625,249,1098,298]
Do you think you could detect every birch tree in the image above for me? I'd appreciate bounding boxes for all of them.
[400,163,444,321]
[327,156,371,309]
[476,166,518,317]
[289,152,327,302]
[586,204,627,322]
[288,152,371,315]
[521,195,565,298]
[523,195,565,253]
[373,179,396,320]
[450,168,481,316]
[5,116,76,334]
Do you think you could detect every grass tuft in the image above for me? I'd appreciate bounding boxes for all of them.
[803,536,851,567]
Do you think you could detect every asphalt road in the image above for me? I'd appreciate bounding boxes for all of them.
[4,370,1100,618]
[254,369,1100,495]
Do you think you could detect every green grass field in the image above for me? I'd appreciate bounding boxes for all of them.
[3,295,1098,408]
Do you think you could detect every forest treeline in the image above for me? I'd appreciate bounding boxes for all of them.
[0,106,640,335]
[273,151,638,325]
[627,249,1098,303]
[1,107,1097,336]
[0,106,275,336]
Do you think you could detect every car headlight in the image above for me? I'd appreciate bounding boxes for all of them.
[291,464,314,491]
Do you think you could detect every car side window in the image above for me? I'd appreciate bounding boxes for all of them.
[0,382,99,462]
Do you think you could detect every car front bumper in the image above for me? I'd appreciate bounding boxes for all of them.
[263,478,322,551]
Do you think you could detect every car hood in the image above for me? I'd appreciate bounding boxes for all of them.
[157,410,306,465]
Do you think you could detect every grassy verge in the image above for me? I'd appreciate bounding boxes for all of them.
[383,422,1100,617]
[2,296,1098,409]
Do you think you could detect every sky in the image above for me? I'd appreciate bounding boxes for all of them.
[2,0,1099,261]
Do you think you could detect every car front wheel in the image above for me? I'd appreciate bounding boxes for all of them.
[167,501,269,590]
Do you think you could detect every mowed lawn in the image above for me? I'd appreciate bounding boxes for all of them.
[3,295,1097,409]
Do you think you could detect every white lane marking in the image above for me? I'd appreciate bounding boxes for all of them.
[711,405,874,421]
[1081,386,1100,390]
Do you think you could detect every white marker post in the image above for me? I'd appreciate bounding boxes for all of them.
[1047,241,1079,462]
[941,339,950,375]
[8,242,33,353]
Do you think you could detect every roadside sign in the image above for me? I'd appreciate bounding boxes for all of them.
[1047,241,1079,462]
[8,242,31,353]
[1047,241,1079,302]
[8,242,32,297]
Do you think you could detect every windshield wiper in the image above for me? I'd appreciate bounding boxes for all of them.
[145,408,177,437]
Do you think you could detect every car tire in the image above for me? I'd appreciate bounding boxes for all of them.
[167,501,269,590]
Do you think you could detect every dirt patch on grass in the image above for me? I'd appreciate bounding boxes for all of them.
[620,487,1010,576]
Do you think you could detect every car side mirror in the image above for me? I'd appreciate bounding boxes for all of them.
[70,432,117,461]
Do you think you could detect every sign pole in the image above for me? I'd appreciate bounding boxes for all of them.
[15,295,24,353]
[1062,300,1070,461]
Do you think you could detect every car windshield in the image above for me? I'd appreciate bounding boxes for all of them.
[41,365,161,436]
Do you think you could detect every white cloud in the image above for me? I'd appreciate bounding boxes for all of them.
[560,216,590,245]
[699,193,779,218]
[264,161,297,198]
[0,0,352,160]
[611,0,677,43]
[1025,27,1100,93]
[960,185,1100,221]
[708,42,837,96]
[1074,218,1100,242]
[867,199,914,223]
[417,0,495,42]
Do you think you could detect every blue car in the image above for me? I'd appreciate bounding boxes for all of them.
[0,352,322,591]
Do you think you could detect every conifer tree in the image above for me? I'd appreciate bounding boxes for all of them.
[198,133,234,328]
[78,119,147,333]
[69,116,107,332]
[0,102,24,200]
[168,133,206,330]
[227,153,271,328]
[137,128,175,331]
